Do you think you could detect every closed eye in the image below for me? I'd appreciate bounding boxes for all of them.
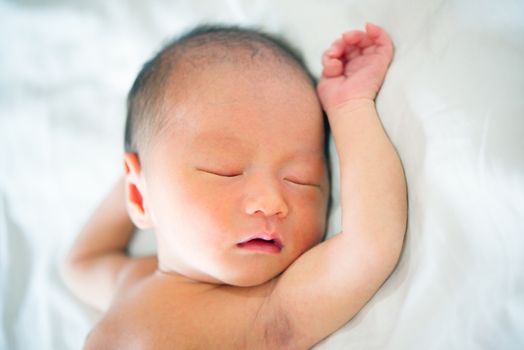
[197,168,243,178]
[284,178,321,188]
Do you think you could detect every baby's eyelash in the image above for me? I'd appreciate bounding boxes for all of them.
[197,168,243,177]
[214,172,243,178]
[284,178,320,188]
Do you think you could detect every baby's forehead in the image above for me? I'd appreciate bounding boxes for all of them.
[156,81,324,162]
[160,46,318,120]
[142,40,323,160]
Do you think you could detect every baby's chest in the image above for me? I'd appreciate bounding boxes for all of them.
[118,284,273,348]
[160,295,254,335]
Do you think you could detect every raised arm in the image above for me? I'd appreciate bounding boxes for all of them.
[259,23,407,348]
[317,23,406,249]
[61,177,156,311]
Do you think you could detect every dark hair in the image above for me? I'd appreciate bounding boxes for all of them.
[124,24,325,155]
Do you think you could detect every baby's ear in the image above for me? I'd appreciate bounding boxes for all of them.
[123,153,153,229]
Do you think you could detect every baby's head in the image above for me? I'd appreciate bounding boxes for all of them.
[123,25,330,286]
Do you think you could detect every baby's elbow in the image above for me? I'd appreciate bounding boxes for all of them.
[61,253,102,309]
[381,205,408,266]
[374,229,406,275]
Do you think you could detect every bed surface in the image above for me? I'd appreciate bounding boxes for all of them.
[1,0,523,349]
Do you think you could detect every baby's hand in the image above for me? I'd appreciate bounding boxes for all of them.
[317,23,393,112]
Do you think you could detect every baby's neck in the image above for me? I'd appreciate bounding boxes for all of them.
[155,268,221,288]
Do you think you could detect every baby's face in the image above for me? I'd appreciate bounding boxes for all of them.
[141,60,329,286]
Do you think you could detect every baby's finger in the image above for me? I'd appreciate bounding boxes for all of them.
[342,31,365,45]
[321,52,343,77]
[326,38,345,58]
[366,23,393,54]
[322,61,343,77]
[365,22,382,38]
[343,31,374,49]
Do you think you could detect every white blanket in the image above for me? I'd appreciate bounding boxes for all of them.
[1,0,523,349]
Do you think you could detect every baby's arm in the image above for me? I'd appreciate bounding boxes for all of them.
[61,178,156,311]
[259,24,407,347]
[318,23,406,242]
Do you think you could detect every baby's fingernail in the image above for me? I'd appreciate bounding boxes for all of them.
[366,22,381,34]
[329,44,341,54]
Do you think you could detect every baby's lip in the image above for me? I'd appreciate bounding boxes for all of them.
[237,233,283,251]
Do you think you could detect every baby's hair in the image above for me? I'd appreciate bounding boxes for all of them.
[124,23,325,156]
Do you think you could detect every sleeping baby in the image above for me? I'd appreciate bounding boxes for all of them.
[62,22,407,349]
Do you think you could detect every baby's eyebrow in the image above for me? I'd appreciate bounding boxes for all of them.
[282,149,326,163]
[189,132,325,165]
[191,134,247,151]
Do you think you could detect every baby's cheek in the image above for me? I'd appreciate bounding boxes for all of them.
[291,190,327,238]
[188,182,237,226]
[293,188,326,214]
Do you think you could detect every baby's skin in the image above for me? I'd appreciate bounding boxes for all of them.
[63,23,407,349]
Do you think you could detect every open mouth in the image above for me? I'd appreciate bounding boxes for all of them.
[237,237,283,253]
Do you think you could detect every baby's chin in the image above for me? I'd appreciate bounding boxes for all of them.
[183,266,282,287]
[158,259,283,287]
[215,258,293,287]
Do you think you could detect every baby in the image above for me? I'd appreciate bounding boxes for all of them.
[63,23,407,349]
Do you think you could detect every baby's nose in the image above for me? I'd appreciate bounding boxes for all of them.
[244,177,289,218]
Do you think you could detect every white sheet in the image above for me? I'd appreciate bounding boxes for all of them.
[1,0,523,349]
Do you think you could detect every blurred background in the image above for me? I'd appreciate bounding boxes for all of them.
[1,0,523,349]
